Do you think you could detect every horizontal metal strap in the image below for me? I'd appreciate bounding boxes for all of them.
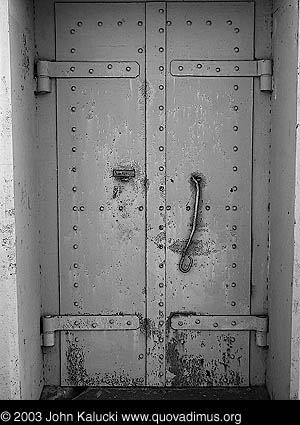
[43,314,140,332]
[171,315,268,332]
[170,60,266,77]
[37,60,140,79]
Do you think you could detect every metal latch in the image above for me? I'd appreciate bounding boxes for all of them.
[171,315,269,347]
[41,315,140,347]
[36,60,140,93]
[113,169,135,181]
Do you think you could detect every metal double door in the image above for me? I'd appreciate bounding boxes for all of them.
[57,1,254,386]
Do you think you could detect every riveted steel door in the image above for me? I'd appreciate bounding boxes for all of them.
[54,1,265,387]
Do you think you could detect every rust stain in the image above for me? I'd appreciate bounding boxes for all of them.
[168,239,217,256]
[139,80,152,103]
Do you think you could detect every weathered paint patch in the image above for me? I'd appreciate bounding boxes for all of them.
[168,238,217,256]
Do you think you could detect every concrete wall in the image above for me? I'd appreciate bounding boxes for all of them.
[268,0,300,400]
[0,0,43,399]
[0,0,21,400]
[9,0,43,399]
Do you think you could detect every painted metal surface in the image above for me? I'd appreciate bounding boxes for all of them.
[53,1,261,388]
[56,2,146,386]
[165,1,254,386]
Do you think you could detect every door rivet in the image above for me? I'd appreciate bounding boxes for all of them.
[73,206,78,211]
[119,206,123,211]
[197,63,202,69]
[158,244,163,249]
[159,66,164,71]
[159,338,164,343]
[159,301,164,306]
[232,206,237,211]
[71,167,77,172]
[213,322,218,328]
[232,244,237,249]
[74,263,78,268]
[233,145,238,151]
[73,244,78,249]
[178,66,183,71]
[159,321,164,326]
[227,20,233,25]
[159,85,164,90]
[71,126,76,132]
[234,106,239,111]
[159,146,164,151]
[70,29,75,34]
[107,64,113,69]
[159,186,164,191]
[232,225,237,231]
[77,21,83,27]
[235,66,240,71]
[70,48,76,54]
[225,205,230,211]
[159,264,164,269]
[166,205,171,211]
[117,21,123,26]
[73,225,78,231]
[159,125,164,132]
[231,321,237,326]
[74,282,79,288]
[159,225,164,230]
[159,166,164,171]
[138,354,144,359]
[75,337,79,342]
[109,319,114,324]
[159,47,164,52]
[186,206,191,211]
[159,105,164,111]
[80,206,85,211]
[97,21,103,26]
[159,372,164,377]
[159,28,164,33]
[181,340,185,344]
[137,21,143,26]
[233,166,238,172]
[233,126,238,131]
[234,28,240,33]
[74,321,79,326]
[71,86,76,91]
[70,66,75,72]
[167,21,172,26]
[216,67,221,73]
[231,282,236,287]
[159,8,164,13]
[159,282,164,288]
[89,68,94,74]
[71,106,76,112]
[178,321,183,326]
[232,263,237,268]
[159,206,164,211]
[195,319,201,324]
[234,47,240,53]
[206,20,212,25]
[126,66,131,72]
[186,20,192,25]
[74,302,79,307]
[231,301,236,306]
[159,354,164,360]
[92,323,97,328]
[234,85,239,90]
[72,147,77,152]
[138,206,144,211]
[127,321,132,326]
[138,48,143,53]
[99,206,104,211]
[205,205,210,211]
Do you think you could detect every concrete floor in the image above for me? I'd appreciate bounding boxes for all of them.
[41,386,270,400]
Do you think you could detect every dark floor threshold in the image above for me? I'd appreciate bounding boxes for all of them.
[41,385,270,400]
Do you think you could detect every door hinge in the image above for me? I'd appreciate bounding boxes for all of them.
[36,60,140,93]
[171,314,269,347]
[41,314,140,347]
[170,59,273,92]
